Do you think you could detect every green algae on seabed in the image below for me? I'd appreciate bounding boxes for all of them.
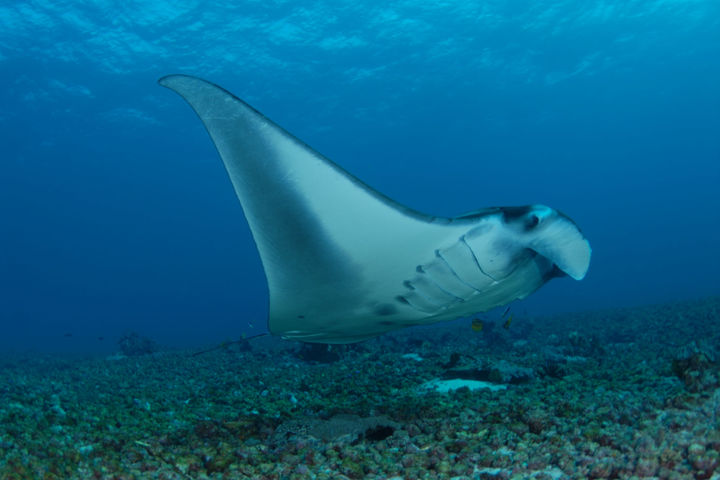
[0,296,719,479]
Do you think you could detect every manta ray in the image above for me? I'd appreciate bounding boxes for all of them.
[160,75,591,344]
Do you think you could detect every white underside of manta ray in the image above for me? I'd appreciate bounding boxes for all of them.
[159,75,591,344]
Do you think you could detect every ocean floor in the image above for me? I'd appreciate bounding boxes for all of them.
[1,297,719,479]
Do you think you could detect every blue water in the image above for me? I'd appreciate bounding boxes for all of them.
[1,1,718,353]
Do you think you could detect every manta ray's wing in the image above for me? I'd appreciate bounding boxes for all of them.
[159,75,591,343]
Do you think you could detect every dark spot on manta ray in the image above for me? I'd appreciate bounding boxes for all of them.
[526,214,540,230]
[373,304,398,316]
[500,206,532,221]
[380,320,394,326]
[297,315,305,319]
[501,206,539,231]
[396,296,410,305]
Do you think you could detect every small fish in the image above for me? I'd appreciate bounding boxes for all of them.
[97,337,104,341]
[501,306,511,318]
[63,333,72,338]
[471,318,484,332]
[503,314,514,330]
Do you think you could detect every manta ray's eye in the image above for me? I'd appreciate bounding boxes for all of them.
[526,214,540,230]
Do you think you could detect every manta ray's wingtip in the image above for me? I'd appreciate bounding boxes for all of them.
[158,74,189,88]
[157,74,175,87]
[158,74,213,91]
